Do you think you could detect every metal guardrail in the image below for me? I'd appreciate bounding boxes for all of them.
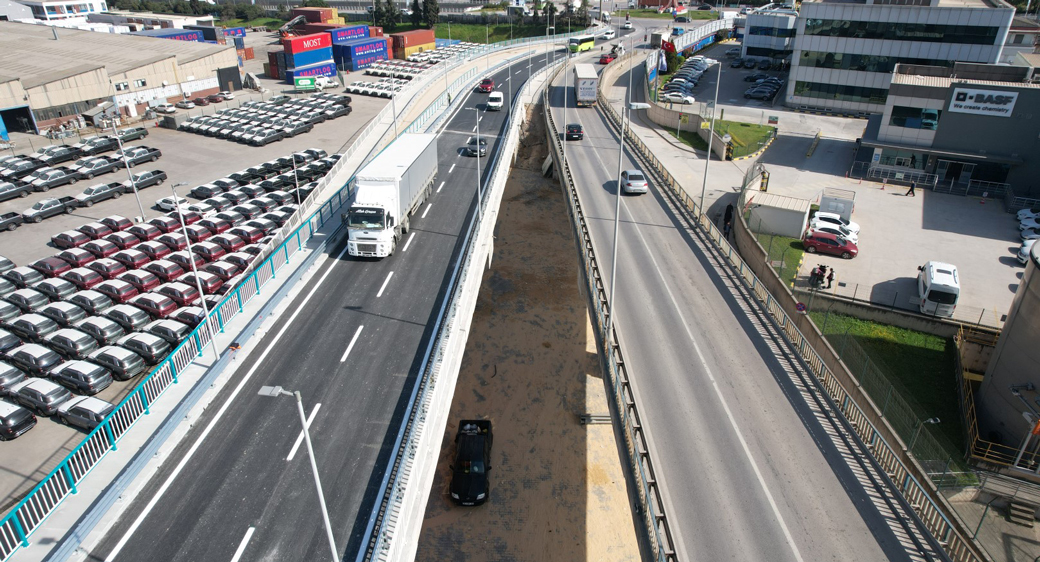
[544,60,678,562]
[593,66,987,560]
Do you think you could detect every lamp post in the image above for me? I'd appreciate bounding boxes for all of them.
[109,121,148,222]
[698,61,723,213]
[485,24,490,72]
[469,107,483,222]
[908,417,940,451]
[258,386,338,561]
[607,101,649,332]
[291,153,302,207]
[442,22,452,105]
[170,182,220,363]
[390,66,399,139]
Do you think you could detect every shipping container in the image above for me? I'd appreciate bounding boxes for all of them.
[337,51,388,72]
[244,47,255,60]
[332,37,386,58]
[330,25,369,43]
[300,22,342,34]
[287,46,334,69]
[284,61,337,83]
[390,29,435,48]
[184,25,221,41]
[291,7,334,23]
[272,50,287,67]
[283,32,332,54]
[435,38,461,47]
[369,26,383,37]
[223,27,246,37]
[130,28,203,42]
[233,36,245,49]
[393,42,435,59]
[264,62,281,80]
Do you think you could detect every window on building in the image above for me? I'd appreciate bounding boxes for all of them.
[799,51,953,73]
[889,106,940,130]
[793,81,889,105]
[746,47,793,58]
[114,82,129,91]
[748,26,796,38]
[1012,34,1024,44]
[803,19,1000,45]
[133,79,147,88]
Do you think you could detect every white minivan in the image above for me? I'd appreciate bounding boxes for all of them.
[917,261,959,318]
[486,92,504,111]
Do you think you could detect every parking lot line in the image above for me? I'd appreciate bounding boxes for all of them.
[339,325,364,364]
[286,403,322,461]
[229,526,255,562]
[376,271,393,298]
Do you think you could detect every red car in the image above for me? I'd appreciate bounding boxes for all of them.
[171,210,202,225]
[127,224,162,242]
[599,53,617,64]
[157,233,188,252]
[202,261,241,283]
[118,270,161,293]
[156,282,201,307]
[77,222,114,240]
[99,215,133,232]
[802,230,859,259]
[56,248,96,268]
[477,78,494,93]
[147,216,181,234]
[95,279,139,304]
[197,218,232,235]
[51,230,90,250]
[181,272,224,295]
[29,257,72,278]
[210,234,245,253]
[111,249,151,271]
[61,267,105,290]
[82,240,119,259]
[130,293,178,319]
[228,226,264,244]
[184,224,213,244]
[86,258,127,280]
[104,231,141,251]
[137,240,172,261]
[192,241,226,263]
[142,260,185,283]
[192,97,211,106]
[207,94,225,103]
[167,250,205,273]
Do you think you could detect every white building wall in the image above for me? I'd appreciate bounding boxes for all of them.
[877,93,943,146]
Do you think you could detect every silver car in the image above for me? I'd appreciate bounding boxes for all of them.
[8,378,72,416]
[56,396,115,431]
[48,360,113,395]
[620,170,648,195]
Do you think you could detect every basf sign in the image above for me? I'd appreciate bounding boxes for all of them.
[949,88,1018,118]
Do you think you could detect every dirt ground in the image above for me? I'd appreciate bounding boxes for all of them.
[413,104,642,562]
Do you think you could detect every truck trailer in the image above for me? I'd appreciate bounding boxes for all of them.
[345,133,439,258]
[574,64,599,107]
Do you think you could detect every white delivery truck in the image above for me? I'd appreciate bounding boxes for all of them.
[574,64,599,107]
[917,261,960,318]
[345,133,439,258]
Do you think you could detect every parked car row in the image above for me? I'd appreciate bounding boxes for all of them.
[659,55,717,105]
[364,60,433,79]
[744,73,786,101]
[802,212,862,259]
[345,77,408,99]
[405,41,480,64]
[177,93,349,146]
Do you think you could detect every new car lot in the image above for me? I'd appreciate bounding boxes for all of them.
[177,93,350,147]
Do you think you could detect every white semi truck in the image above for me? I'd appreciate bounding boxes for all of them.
[345,133,439,258]
[574,64,599,107]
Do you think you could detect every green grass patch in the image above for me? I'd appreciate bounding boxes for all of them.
[712,120,775,158]
[219,17,287,28]
[753,232,803,286]
[810,312,966,459]
[435,22,552,43]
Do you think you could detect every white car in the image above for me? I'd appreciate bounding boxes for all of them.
[217,91,235,100]
[1020,217,1040,231]
[813,225,858,244]
[486,91,504,111]
[661,92,695,104]
[623,21,633,29]
[156,196,188,211]
[601,29,616,39]
[154,103,177,114]
[1017,208,1040,220]
[1022,228,1040,241]
[187,202,216,216]
[810,212,860,235]
[1018,240,1037,263]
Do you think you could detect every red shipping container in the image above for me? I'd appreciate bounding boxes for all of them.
[369,26,383,37]
[385,35,395,57]
[283,33,332,54]
[390,29,435,48]
[291,7,329,23]
[301,22,342,34]
[244,47,255,60]
[268,49,282,67]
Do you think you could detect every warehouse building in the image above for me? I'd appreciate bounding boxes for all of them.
[786,0,1016,115]
[0,0,33,20]
[853,62,1040,196]
[0,21,238,134]
[86,10,215,29]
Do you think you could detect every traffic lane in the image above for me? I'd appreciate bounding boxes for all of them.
[554,84,897,560]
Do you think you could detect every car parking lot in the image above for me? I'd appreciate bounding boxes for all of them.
[177,92,351,146]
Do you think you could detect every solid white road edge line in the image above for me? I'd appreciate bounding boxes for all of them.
[285,403,322,461]
[104,242,352,562]
[229,526,255,562]
[421,204,432,219]
[339,325,364,364]
[376,271,394,298]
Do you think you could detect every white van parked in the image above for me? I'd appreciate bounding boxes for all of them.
[917,261,960,318]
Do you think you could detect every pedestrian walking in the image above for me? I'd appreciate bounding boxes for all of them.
[906,181,916,197]
[826,269,834,289]
[723,220,731,238]
[724,203,734,224]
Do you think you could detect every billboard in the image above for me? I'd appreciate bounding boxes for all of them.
[948,87,1018,118]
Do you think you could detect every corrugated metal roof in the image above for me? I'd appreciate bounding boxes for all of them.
[0,21,232,87]
[891,72,1040,89]
[748,192,811,212]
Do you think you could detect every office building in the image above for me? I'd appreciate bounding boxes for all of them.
[16,0,108,21]
[786,0,1015,115]
[741,6,797,62]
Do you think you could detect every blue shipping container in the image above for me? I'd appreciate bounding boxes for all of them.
[332,37,387,60]
[285,61,338,83]
[338,51,388,72]
[330,25,369,44]
[234,36,246,49]
[274,51,287,66]
[224,27,246,37]
[287,46,334,70]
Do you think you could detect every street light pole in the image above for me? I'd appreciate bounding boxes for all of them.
[469,108,483,222]
[698,61,723,213]
[258,386,338,561]
[170,182,220,363]
[607,100,649,332]
[485,24,490,72]
[390,66,399,139]
[110,121,147,222]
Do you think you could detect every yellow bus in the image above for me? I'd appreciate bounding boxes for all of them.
[568,35,595,53]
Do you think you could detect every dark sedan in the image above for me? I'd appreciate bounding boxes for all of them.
[122,170,167,192]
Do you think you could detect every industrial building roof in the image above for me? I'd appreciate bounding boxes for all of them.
[0,21,231,88]
[748,192,811,213]
[891,72,1040,90]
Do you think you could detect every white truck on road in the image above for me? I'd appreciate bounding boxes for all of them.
[345,133,439,258]
[574,64,599,107]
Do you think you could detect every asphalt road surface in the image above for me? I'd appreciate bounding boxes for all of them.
[548,24,940,562]
[89,49,557,562]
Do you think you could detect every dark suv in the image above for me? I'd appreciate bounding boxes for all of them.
[450,420,493,506]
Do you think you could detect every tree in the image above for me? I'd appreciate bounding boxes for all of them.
[665,49,678,73]
[302,0,329,7]
[421,0,439,28]
[220,3,235,20]
[410,0,421,26]
[532,3,541,25]
[372,0,385,27]
[543,1,557,24]
[188,0,200,14]
[276,3,288,18]
[576,0,590,26]
[383,0,400,31]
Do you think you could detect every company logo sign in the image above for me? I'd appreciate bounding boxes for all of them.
[291,62,337,79]
[352,41,385,56]
[332,26,368,42]
[949,88,1018,118]
[302,38,323,49]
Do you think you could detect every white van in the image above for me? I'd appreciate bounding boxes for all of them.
[917,261,960,318]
